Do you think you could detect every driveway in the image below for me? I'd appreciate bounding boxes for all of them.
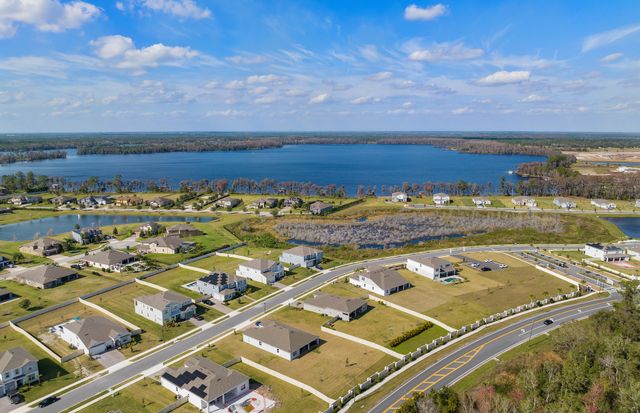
[94,350,126,368]
[0,395,23,411]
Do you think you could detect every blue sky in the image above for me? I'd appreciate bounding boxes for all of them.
[0,0,639,132]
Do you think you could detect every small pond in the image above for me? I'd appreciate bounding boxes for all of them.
[606,217,640,239]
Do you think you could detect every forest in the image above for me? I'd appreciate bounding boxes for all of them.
[398,282,640,413]
[0,150,66,164]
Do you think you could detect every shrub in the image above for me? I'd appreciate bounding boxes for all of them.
[389,322,434,347]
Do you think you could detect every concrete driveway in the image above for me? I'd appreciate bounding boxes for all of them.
[94,350,126,368]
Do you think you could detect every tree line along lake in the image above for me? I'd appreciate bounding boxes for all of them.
[0,144,543,194]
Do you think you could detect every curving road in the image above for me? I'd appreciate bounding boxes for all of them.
[369,293,618,413]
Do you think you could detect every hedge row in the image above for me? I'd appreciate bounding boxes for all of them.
[389,322,434,347]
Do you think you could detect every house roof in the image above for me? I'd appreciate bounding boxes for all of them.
[161,356,248,402]
[16,265,77,285]
[85,250,136,266]
[304,292,367,314]
[140,236,184,250]
[198,271,240,287]
[0,288,11,296]
[409,256,453,269]
[243,320,318,352]
[239,258,278,272]
[25,237,62,249]
[433,193,449,197]
[63,316,129,348]
[284,245,322,257]
[0,347,37,372]
[310,201,332,210]
[591,199,614,205]
[136,290,192,311]
[586,243,626,253]
[360,266,410,291]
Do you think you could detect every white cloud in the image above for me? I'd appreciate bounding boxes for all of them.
[225,55,268,65]
[402,101,413,108]
[350,96,381,105]
[601,52,623,63]
[582,24,640,52]
[452,106,473,115]
[249,86,269,95]
[309,93,329,104]
[404,4,447,21]
[519,94,546,103]
[225,80,245,89]
[0,56,69,78]
[206,109,246,117]
[408,41,483,62]
[284,88,308,97]
[476,70,530,86]
[91,35,198,72]
[0,91,24,104]
[0,0,100,38]
[366,71,393,81]
[246,74,287,85]
[254,96,277,105]
[360,45,380,61]
[122,0,211,19]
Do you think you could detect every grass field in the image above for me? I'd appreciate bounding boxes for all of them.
[188,254,245,274]
[81,378,199,413]
[209,306,394,399]
[226,280,279,309]
[0,274,118,323]
[384,253,573,328]
[144,266,205,299]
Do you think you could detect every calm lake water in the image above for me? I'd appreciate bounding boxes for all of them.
[0,145,542,194]
[606,217,640,238]
[0,214,215,241]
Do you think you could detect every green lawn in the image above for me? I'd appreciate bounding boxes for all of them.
[144,267,205,299]
[226,280,279,309]
[188,254,244,274]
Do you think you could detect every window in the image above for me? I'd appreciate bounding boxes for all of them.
[241,384,246,391]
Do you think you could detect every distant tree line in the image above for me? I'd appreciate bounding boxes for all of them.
[0,150,66,164]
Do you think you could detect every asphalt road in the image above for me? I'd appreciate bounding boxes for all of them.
[32,244,538,413]
[369,293,618,413]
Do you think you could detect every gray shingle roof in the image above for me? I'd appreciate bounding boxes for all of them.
[64,316,128,348]
[362,266,410,290]
[0,347,36,372]
[409,256,453,268]
[136,290,192,311]
[243,320,318,353]
[16,265,77,285]
[140,236,184,249]
[304,293,367,314]
[239,258,277,272]
[85,250,136,266]
[284,245,321,257]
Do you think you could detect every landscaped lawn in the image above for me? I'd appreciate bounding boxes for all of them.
[144,266,205,299]
[226,280,280,310]
[280,266,317,286]
[81,378,199,413]
[187,254,244,274]
[0,274,119,323]
[385,253,573,328]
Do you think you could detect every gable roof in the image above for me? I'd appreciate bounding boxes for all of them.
[409,256,453,269]
[239,258,278,272]
[140,236,184,249]
[63,316,128,348]
[0,347,37,372]
[161,356,248,402]
[284,245,322,257]
[304,293,367,314]
[360,266,410,291]
[85,250,136,266]
[136,290,192,311]
[16,265,77,285]
[243,320,318,352]
[25,237,62,250]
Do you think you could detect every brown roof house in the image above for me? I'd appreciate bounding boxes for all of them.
[57,316,134,356]
[302,292,368,321]
[166,223,203,238]
[19,237,63,257]
[161,356,250,410]
[243,320,319,360]
[309,201,333,215]
[137,236,192,255]
[82,250,137,272]
[14,265,78,289]
[349,266,411,296]
[0,347,39,397]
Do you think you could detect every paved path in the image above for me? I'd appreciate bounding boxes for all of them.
[368,294,618,413]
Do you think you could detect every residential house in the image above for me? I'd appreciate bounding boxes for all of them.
[14,265,78,289]
[310,201,333,215]
[161,356,249,411]
[406,257,457,281]
[0,347,39,397]
[19,237,63,257]
[554,197,576,209]
[283,197,303,208]
[349,266,411,296]
[236,258,284,284]
[472,197,491,206]
[82,250,137,272]
[195,272,247,302]
[512,196,537,207]
[0,207,11,214]
[591,199,617,210]
[215,197,241,208]
[71,227,104,245]
[78,196,112,208]
[391,192,408,202]
[249,198,278,209]
[115,195,144,207]
[0,255,12,269]
[279,246,323,268]
[10,195,42,205]
[433,193,450,205]
[50,195,76,206]
[166,223,203,237]
[134,290,195,325]
[0,288,14,303]
[57,316,133,356]
[137,236,192,254]
[302,292,368,321]
[149,197,173,208]
[243,320,319,361]
[136,221,161,236]
[584,243,629,262]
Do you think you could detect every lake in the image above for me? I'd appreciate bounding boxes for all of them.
[606,217,640,238]
[0,145,543,194]
[0,214,215,242]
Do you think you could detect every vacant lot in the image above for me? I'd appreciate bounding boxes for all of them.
[209,307,394,399]
[188,254,244,274]
[0,273,118,323]
[385,253,573,328]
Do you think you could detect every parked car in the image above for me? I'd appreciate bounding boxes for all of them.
[38,396,60,408]
[9,393,25,405]
[202,299,214,306]
[543,319,554,326]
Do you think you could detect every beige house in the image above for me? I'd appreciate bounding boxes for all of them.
[14,265,78,289]
[243,320,320,361]
[350,266,411,296]
[137,236,190,254]
[166,223,203,237]
[82,250,137,272]
[19,237,63,257]
[302,292,368,321]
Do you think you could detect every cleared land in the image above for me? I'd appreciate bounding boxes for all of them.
[384,253,573,328]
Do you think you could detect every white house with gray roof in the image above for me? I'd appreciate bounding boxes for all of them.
[0,347,39,397]
[161,356,249,411]
[195,272,247,302]
[350,266,411,296]
[14,265,78,289]
[236,258,284,284]
[57,316,133,356]
[302,292,368,321]
[82,250,137,272]
[407,257,457,281]
[280,246,323,268]
[472,197,491,206]
[134,290,195,325]
[554,197,576,209]
[433,193,450,205]
[590,199,617,210]
[243,320,319,360]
